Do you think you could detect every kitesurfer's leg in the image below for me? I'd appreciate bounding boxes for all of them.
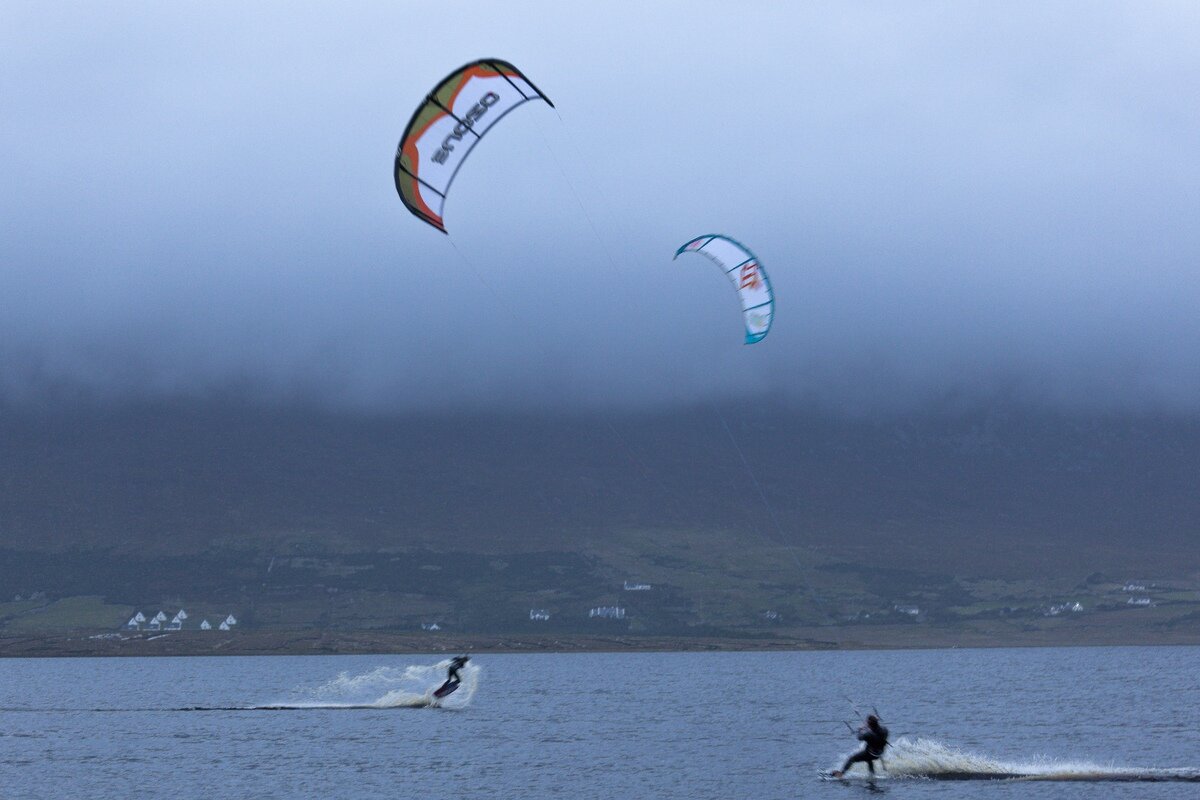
[838,749,873,775]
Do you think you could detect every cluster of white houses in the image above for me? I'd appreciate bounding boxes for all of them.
[1043,602,1084,616]
[521,580,651,622]
[588,606,626,619]
[126,610,238,632]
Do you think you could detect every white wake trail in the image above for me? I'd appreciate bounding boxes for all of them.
[256,660,480,710]
[830,736,1200,782]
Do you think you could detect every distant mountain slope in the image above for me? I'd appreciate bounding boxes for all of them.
[2,400,1196,577]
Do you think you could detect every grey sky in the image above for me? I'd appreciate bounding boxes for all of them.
[2,2,1197,413]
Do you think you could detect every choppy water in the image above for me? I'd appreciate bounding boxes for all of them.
[1,647,1198,798]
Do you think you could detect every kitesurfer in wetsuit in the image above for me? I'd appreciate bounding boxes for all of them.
[436,655,469,694]
[832,714,889,778]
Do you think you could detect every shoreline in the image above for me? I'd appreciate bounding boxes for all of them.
[5,623,1199,658]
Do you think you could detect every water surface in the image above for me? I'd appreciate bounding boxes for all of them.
[2,647,1197,798]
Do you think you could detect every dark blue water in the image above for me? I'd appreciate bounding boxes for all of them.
[2,647,1198,799]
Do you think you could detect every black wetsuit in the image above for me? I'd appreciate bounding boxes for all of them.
[439,657,467,691]
[840,723,889,775]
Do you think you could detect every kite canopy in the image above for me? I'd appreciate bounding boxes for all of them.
[674,235,774,344]
[394,59,553,233]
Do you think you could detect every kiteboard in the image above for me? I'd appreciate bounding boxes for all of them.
[819,770,883,784]
[433,680,460,699]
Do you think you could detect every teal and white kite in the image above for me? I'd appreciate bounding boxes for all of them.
[674,234,774,344]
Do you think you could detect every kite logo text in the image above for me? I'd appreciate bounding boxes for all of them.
[431,92,501,164]
[739,263,761,291]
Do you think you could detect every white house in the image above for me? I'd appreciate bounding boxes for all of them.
[147,618,161,631]
[223,614,237,627]
[126,612,146,630]
[218,620,231,631]
[153,611,168,623]
[199,619,212,631]
[168,610,188,631]
[589,606,625,619]
[623,581,652,591]
[529,609,550,621]
[421,622,441,631]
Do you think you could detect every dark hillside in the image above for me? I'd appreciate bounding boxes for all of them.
[2,401,1196,569]
[1,400,1197,638]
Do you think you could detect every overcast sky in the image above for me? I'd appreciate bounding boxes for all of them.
[2,2,1197,414]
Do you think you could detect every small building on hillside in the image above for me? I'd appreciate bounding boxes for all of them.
[529,609,550,621]
[623,581,651,591]
[421,622,441,631]
[168,610,188,631]
[126,612,146,630]
[199,619,212,631]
